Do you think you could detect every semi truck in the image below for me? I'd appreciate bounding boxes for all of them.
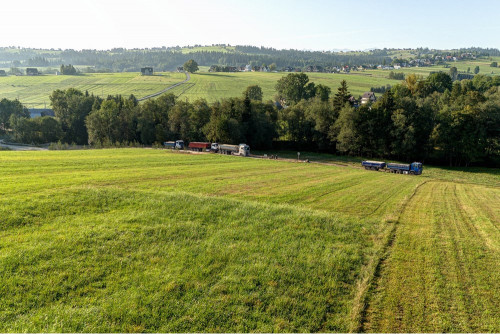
[163,140,184,149]
[210,143,219,152]
[188,142,211,152]
[218,143,250,156]
[362,160,423,175]
[238,144,250,156]
[387,162,423,175]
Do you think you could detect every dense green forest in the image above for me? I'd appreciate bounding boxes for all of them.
[1,71,499,166]
[1,46,499,72]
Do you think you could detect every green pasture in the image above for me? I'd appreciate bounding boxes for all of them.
[142,58,500,102]
[0,72,186,107]
[448,58,500,75]
[0,149,498,332]
[256,150,500,187]
[364,181,499,332]
[169,71,400,102]
[386,57,500,77]
[1,57,499,107]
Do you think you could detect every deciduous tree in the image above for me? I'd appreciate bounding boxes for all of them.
[183,59,199,73]
[244,85,263,101]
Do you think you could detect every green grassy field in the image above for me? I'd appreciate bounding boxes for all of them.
[0,72,186,107]
[167,71,402,102]
[1,56,499,106]
[0,149,498,332]
[0,69,397,106]
[110,58,500,102]
[363,181,499,332]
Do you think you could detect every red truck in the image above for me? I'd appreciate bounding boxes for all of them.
[188,142,211,152]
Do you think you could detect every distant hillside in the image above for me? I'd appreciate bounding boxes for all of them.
[1,45,499,72]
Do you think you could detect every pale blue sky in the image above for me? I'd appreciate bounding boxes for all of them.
[1,0,498,50]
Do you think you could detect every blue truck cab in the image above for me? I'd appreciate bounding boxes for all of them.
[410,162,423,175]
[387,162,423,175]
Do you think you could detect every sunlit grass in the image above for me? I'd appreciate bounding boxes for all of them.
[0,149,498,332]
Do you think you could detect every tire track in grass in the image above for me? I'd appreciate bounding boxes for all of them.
[137,72,191,101]
[438,183,500,331]
[457,184,500,252]
[362,181,500,332]
[348,179,430,332]
[433,183,474,331]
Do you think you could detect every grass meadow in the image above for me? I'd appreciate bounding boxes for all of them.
[0,69,398,106]
[164,71,401,102]
[363,181,499,332]
[0,149,498,332]
[0,72,186,107]
[1,56,498,106]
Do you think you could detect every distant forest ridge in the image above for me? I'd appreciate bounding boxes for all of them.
[0,46,499,72]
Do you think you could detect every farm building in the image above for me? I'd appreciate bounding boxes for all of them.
[141,67,153,75]
[26,68,39,76]
[361,92,377,105]
[0,70,6,76]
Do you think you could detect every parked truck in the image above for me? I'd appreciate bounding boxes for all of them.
[362,160,423,175]
[188,142,211,152]
[163,140,184,149]
[218,143,250,156]
[387,162,423,175]
[238,144,250,156]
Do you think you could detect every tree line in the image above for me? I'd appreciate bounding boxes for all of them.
[1,88,279,151]
[3,46,498,73]
[1,72,499,166]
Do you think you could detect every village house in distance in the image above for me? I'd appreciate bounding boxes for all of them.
[361,92,377,105]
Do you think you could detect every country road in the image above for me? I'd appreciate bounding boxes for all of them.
[137,71,191,101]
[0,140,48,151]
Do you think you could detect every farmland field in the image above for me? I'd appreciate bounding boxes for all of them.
[1,57,499,106]
[0,72,186,107]
[364,181,500,332]
[0,149,498,332]
[161,71,402,102]
[0,70,398,105]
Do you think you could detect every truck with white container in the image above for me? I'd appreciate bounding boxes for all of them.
[218,143,250,156]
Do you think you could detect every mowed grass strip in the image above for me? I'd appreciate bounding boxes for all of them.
[363,181,500,332]
[1,186,379,332]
